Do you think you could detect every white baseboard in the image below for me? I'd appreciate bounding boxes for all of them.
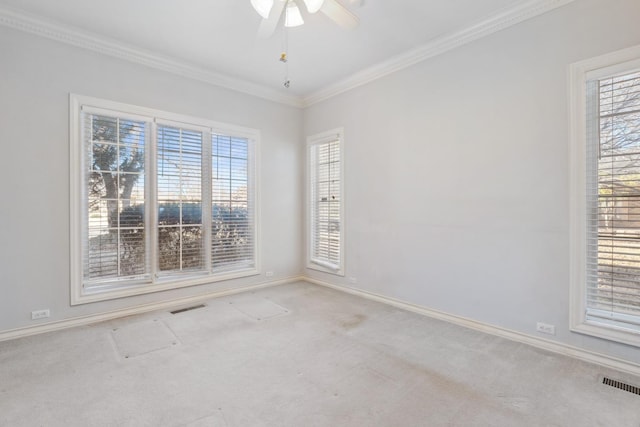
[0,276,304,343]
[303,277,640,378]
[5,274,640,378]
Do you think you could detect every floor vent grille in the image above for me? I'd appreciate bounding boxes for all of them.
[602,377,640,396]
[170,304,206,315]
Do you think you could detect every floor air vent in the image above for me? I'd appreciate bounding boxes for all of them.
[602,377,640,396]
[170,304,206,315]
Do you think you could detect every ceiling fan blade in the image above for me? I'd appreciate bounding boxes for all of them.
[257,0,286,39]
[320,0,359,29]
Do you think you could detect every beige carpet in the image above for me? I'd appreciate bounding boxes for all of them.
[1,282,639,426]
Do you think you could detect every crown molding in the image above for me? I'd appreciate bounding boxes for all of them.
[303,0,577,106]
[0,6,305,108]
[0,1,576,109]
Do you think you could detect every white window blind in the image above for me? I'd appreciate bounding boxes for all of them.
[83,112,150,288]
[308,131,343,273]
[586,69,640,330]
[212,135,255,271]
[157,125,205,274]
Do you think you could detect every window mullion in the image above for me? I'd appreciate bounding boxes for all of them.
[179,129,184,271]
[116,118,121,277]
[150,120,159,282]
[203,130,213,272]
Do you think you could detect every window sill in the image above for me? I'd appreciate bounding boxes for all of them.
[307,261,344,277]
[71,268,259,305]
[571,319,640,349]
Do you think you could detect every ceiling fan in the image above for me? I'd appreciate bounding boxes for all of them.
[251,0,361,38]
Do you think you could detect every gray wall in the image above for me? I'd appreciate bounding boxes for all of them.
[303,0,640,364]
[0,26,303,331]
[3,0,640,367]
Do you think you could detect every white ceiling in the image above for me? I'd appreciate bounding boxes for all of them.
[0,0,566,104]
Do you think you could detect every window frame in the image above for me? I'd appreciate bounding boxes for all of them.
[306,128,345,276]
[70,94,260,305]
[569,45,640,347]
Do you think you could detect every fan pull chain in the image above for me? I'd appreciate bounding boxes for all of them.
[281,20,290,88]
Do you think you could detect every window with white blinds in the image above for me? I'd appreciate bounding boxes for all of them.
[84,114,149,285]
[307,129,344,274]
[570,47,640,346]
[212,135,255,271]
[157,125,205,274]
[586,69,640,330]
[71,95,258,304]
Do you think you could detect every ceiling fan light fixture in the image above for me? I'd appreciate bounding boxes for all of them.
[302,0,325,13]
[284,1,304,27]
[251,0,274,19]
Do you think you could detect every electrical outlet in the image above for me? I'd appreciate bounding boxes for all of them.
[31,309,50,320]
[348,277,357,284]
[536,322,555,335]
[265,271,274,277]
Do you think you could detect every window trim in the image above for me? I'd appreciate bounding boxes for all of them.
[70,94,260,305]
[306,128,345,276]
[569,45,640,347]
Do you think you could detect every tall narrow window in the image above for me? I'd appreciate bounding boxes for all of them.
[157,125,205,274]
[71,95,259,304]
[212,135,255,271]
[83,113,149,288]
[570,46,640,346]
[307,129,344,274]
[586,70,640,328]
